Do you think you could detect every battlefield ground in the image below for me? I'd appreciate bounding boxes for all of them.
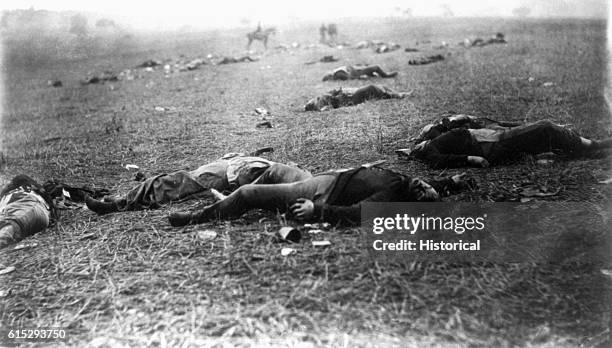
[1,17,611,347]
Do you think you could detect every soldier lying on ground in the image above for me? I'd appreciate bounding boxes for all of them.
[81,71,119,84]
[136,59,162,68]
[409,54,445,65]
[304,84,409,111]
[471,33,507,47]
[375,43,401,53]
[216,56,259,65]
[0,175,56,249]
[0,175,111,248]
[354,40,399,52]
[85,153,312,215]
[355,40,379,49]
[397,120,612,168]
[168,164,470,227]
[305,55,339,65]
[413,114,523,142]
[322,65,398,81]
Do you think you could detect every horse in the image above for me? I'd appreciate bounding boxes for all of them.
[246,27,276,50]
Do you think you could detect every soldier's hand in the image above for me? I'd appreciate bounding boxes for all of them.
[449,172,477,190]
[290,198,314,220]
[451,173,466,184]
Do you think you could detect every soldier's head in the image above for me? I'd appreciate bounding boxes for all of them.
[304,98,320,111]
[410,178,439,201]
[304,95,334,111]
[416,124,443,142]
[1,175,42,197]
[397,177,440,202]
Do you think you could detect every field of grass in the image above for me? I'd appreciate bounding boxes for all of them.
[1,17,611,347]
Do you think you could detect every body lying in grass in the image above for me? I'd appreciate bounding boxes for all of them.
[0,175,56,249]
[168,165,469,227]
[354,40,382,49]
[354,40,399,53]
[85,153,311,215]
[375,43,401,53]
[413,114,523,142]
[304,84,409,111]
[471,32,507,47]
[398,120,612,168]
[304,55,339,65]
[322,65,398,81]
[216,56,258,65]
[408,54,445,65]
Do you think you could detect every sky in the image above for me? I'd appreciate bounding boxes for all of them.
[0,0,608,29]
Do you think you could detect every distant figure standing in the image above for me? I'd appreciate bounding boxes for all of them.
[327,23,338,44]
[319,23,327,43]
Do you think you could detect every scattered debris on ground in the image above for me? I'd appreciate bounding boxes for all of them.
[256,121,273,129]
[47,79,62,87]
[197,230,218,241]
[81,71,119,84]
[278,227,301,243]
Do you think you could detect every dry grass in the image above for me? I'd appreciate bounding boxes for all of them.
[0,17,611,347]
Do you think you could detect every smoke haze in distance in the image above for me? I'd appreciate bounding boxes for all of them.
[0,0,607,30]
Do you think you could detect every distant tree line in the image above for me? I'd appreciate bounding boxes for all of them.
[1,8,119,36]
